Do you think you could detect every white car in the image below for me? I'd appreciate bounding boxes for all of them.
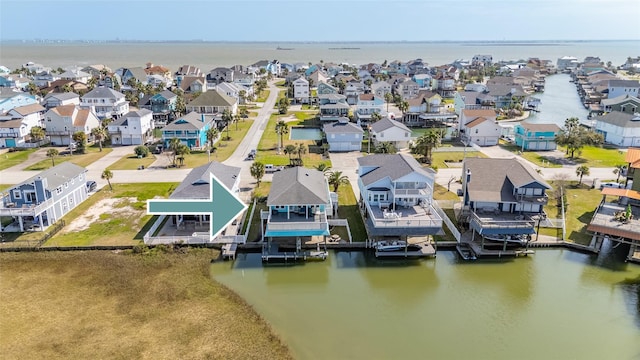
[599,182,621,189]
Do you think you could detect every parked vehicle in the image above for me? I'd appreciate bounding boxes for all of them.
[265,164,284,173]
[86,181,97,192]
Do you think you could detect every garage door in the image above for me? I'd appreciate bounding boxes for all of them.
[330,142,348,152]
[538,142,547,150]
[528,141,538,150]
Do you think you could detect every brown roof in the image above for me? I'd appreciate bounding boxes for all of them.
[518,121,561,133]
[601,187,640,200]
[12,103,46,116]
[462,109,497,118]
[73,109,91,127]
[52,104,76,117]
[0,119,24,128]
[465,117,489,128]
[359,94,374,101]
[626,148,640,168]
[586,224,640,241]
[145,65,170,74]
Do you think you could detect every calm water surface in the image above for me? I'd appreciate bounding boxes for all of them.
[527,73,590,127]
[211,248,640,359]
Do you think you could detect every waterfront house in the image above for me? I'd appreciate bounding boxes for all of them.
[58,68,90,84]
[0,162,88,232]
[185,90,237,116]
[107,109,154,146]
[395,80,420,100]
[42,92,79,109]
[370,118,412,150]
[472,55,493,66]
[115,67,148,86]
[33,71,60,88]
[139,90,177,123]
[81,65,111,78]
[0,75,30,91]
[600,94,640,115]
[318,93,349,121]
[44,105,100,146]
[308,69,329,86]
[79,87,129,120]
[594,111,640,147]
[323,118,363,152]
[161,161,242,239]
[233,72,255,87]
[0,103,46,148]
[213,82,251,104]
[485,84,527,109]
[0,89,37,113]
[178,76,206,94]
[261,167,333,241]
[371,81,392,99]
[207,67,234,86]
[461,157,551,247]
[459,109,499,146]
[357,154,443,239]
[176,65,202,77]
[292,76,310,104]
[514,122,561,151]
[587,148,640,263]
[557,56,579,72]
[161,111,213,149]
[608,80,640,99]
[317,81,338,95]
[354,94,384,124]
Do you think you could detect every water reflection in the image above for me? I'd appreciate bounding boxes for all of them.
[618,276,640,328]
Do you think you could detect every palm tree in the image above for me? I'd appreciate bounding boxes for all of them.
[384,92,393,112]
[46,148,59,167]
[296,142,307,164]
[101,169,114,190]
[222,109,233,140]
[250,161,265,186]
[375,141,397,154]
[315,163,331,173]
[239,107,250,120]
[234,113,241,131]
[576,165,590,185]
[239,90,247,104]
[412,131,442,164]
[613,164,626,183]
[91,126,108,152]
[29,126,45,145]
[398,100,409,115]
[168,137,182,166]
[371,112,382,123]
[206,127,219,149]
[284,144,297,163]
[326,170,350,192]
[275,120,289,153]
[174,143,190,167]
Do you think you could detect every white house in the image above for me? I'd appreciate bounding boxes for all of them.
[42,92,80,109]
[107,109,154,145]
[595,111,640,147]
[293,77,310,104]
[370,118,412,149]
[460,109,500,146]
[0,104,46,148]
[323,118,363,152]
[608,80,640,99]
[44,105,100,146]
[80,87,129,119]
[58,68,91,84]
[472,55,493,65]
[355,94,385,124]
[557,56,579,71]
[371,81,392,99]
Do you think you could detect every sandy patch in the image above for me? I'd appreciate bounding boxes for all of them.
[63,197,141,233]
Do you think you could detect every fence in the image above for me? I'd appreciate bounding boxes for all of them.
[328,218,352,242]
[433,202,461,242]
[0,220,65,250]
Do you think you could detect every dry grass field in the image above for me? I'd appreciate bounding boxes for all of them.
[0,250,291,360]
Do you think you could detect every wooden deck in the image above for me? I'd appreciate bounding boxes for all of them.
[222,243,238,260]
[261,242,327,262]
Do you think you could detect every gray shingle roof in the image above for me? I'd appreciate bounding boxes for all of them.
[187,90,236,107]
[81,87,125,99]
[464,158,550,203]
[44,92,79,101]
[323,121,363,134]
[516,121,561,133]
[16,162,87,191]
[267,167,329,206]
[600,94,640,106]
[163,111,211,130]
[596,111,640,128]
[370,118,411,133]
[608,79,640,88]
[170,162,240,199]
[358,154,434,186]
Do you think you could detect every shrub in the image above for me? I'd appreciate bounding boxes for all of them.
[134,145,149,157]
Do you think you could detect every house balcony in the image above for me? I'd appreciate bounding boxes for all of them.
[46,130,73,136]
[515,193,549,205]
[364,200,442,230]
[261,210,330,237]
[0,132,21,138]
[468,210,536,236]
[0,197,54,217]
[394,188,430,197]
[586,202,640,242]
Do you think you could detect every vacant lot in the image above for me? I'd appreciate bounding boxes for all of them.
[26,147,113,171]
[0,250,291,359]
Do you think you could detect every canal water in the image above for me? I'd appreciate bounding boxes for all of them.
[524,73,590,127]
[211,248,640,359]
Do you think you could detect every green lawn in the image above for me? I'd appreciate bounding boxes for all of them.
[253,182,272,199]
[255,113,330,169]
[246,201,267,242]
[255,90,270,102]
[433,183,460,201]
[25,147,113,171]
[335,183,367,242]
[0,148,37,170]
[499,141,626,168]
[0,184,11,191]
[108,154,158,170]
[43,183,179,247]
[429,151,486,169]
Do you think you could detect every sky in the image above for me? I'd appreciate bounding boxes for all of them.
[1,0,639,42]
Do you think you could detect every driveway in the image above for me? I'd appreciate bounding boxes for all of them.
[327,151,361,197]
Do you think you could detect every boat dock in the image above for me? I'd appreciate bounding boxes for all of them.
[222,243,238,260]
[261,242,328,262]
[374,243,436,258]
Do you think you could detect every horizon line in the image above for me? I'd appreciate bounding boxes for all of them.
[2,39,639,43]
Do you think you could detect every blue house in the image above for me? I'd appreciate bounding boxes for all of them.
[139,89,177,122]
[0,163,89,232]
[161,111,213,149]
[514,121,561,151]
[0,89,37,113]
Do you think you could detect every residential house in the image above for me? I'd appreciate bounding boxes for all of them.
[0,75,30,90]
[371,81,392,99]
[586,148,640,263]
[44,105,100,146]
[207,67,234,86]
[461,157,551,248]
[42,92,79,109]
[107,109,154,145]
[292,77,310,104]
[161,161,242,239]
[557,56,579,72]
[161,111,213,149]
[115,67,148,86]
[58,68,90,84]
[460,109,499,146]
[0,104,46,148]
[33,71,60,88]
[317,81,338,95]
[178,76,206,94]
[139,90,177,123]
[433,73,456,98]
[0,163,89,232]
[413,74,432,89]
[176,65,202,77]
[22,62,48,74]
[344,81,366,105]
[608,80,640,99]
[308,69,329,86]
[261,167,333,241]
[0,66,9,75]
[144,63,172,84]
[472,55,493,66]
[594,111,640,147]
[233,72,255,88]
[81,65,111,78]
[403,91,456,128]
[318,93,349,121]
[601,94,640,115]
[357,154,443,239]
[214,82,252,104]
[395,80,420,99]
[185,90,237,116]
[323,118,363,152]
[354,94,384,124]
[43,80,88,95]
[370,118,412,149]
[80,87,129,119]
[485,84,527,109]
[514,122,561,151]
[0,89,37,113]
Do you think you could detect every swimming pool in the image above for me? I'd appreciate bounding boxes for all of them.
[290,127,323,140]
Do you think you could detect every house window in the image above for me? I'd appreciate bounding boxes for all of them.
[25,191,36,203]
[533,188,542,195]
[13,190,21,199]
